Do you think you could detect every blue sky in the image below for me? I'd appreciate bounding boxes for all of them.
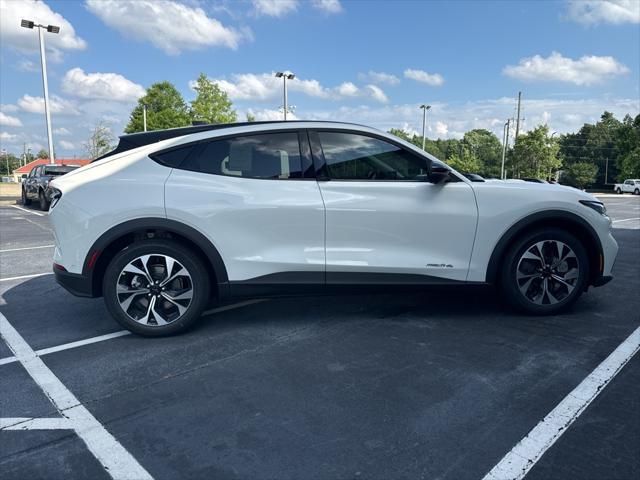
[1,0,639,158]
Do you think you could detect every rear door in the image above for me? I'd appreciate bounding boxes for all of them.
[310,129,478,283]
[163,130,326,289]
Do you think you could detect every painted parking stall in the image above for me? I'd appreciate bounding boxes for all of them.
[1,197,639,479]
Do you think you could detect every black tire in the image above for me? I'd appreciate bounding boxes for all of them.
[22,188,31,205]
[103,240,209,336]
[500,229,589,315]
[38,190,50,211]
[634,188,639,195]
[616,188,622,194]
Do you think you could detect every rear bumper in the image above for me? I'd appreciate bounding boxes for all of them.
[54,267,94,297]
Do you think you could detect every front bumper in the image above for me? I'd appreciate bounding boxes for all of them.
[53,266,94,297]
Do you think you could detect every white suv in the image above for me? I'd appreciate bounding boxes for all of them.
[48,121,618,335]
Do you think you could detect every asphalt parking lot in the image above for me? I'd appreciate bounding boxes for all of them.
[1,196,639,480]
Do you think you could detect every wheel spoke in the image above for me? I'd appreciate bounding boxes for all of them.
[119,291,147,312]
[160,265,187,287]
[161,293,189,315]
[564,267,579,280]
[550,274,575,292]
[518,276,538,296]
[151,299,169,326]
[138,295,155,325]
[522,249,543,263]
[122,263,151,283]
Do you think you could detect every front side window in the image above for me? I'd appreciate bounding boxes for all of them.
[180,132,303,179]
[318,131,429,180]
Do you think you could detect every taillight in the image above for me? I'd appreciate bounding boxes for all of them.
[53,262,67,272]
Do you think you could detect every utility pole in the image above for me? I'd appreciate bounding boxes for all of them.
[420,104,431,151]
[513,91,522,177]
[501,119,510,180]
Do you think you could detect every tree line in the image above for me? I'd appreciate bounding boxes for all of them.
[2,74,638,189]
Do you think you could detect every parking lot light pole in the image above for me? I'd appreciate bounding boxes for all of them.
[143,103,148,132]
[275,71,295,120]
[21,19,59,164]
[420,104,431,151]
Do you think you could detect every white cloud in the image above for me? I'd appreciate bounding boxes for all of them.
[404,69,445,86]
[1,104,18,113]
[61,68,145,102]
[566,0,640,25]
[0,112,23,127]
[199,72,387,103]
[86,0,247,54]
[247,108,298,121]
[54,127,70,135]
[17,94,80,115]
[58,140,75,150]
[335,82,359,97]
[0,132,18,142]
[435,121,449,136]
[359,71,400,85]
[252,0,298,17]
[503,51,629,86]
[312,0,343,14]
[364,85,388,103]
[17,59,39,72]
[0,0,86,59]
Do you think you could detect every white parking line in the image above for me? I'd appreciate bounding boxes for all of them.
[0,300,269,366]
[0,272,53,282]
[0,312,153,480]
[9,204,45,216]
[1,417,75,430]
[482,326,640,480]
[0,244,54,253]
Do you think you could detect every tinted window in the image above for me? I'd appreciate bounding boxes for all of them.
[318,132,428,180]
[152,145,198,168]
[181,132,303,179]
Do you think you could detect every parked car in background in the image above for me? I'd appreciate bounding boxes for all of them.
[22,164,80,210]
[614,179,640,195]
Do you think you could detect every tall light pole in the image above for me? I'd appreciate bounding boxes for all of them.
[21,19,59,164]
[420,104,431,151]
[275,71,295,120]
[143,103,148,132]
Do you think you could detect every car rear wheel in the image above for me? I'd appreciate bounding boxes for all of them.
[500,229,589,315]
[103,240,209,336]
[634,188,639,195]
[38,190,50,211]
[22,188,32,205]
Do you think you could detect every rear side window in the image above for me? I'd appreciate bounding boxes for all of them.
[180,132,303,179]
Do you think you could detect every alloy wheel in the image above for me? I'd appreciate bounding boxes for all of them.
[116,254,194,326]
[516,240,580,305]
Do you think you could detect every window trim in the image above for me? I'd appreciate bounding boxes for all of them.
[308,128,435,182]
[149,128,316,181]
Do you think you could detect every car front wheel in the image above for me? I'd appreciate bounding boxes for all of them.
[38,190,50,211]
[634,188,639,195]
[103,240,209,336]
[616,188,622,194]
[500,229,589,315]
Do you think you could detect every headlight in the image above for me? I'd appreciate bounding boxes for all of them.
[580,200,607,216]
[49,187,62,210]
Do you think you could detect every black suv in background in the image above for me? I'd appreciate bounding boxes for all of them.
[22,164,79,210]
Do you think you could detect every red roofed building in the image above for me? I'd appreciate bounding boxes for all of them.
[13,158,90,182]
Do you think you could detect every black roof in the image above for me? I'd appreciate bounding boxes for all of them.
[94,120,363,162]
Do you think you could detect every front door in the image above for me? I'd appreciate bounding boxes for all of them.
[310,130,478,283]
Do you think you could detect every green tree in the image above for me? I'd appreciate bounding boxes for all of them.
[84,122,115,159]
[446,145,482,173]
[246,112,256,122]
[618,147,640,180]
[562,162,598,190]
[125,81,190,133]
[462,129,502,177]
[36,149,49,159]
[190,73,237,124]
[1,152,22,175]
[512,125,561,179]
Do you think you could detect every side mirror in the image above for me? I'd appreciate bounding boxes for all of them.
[428,164,450,184]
